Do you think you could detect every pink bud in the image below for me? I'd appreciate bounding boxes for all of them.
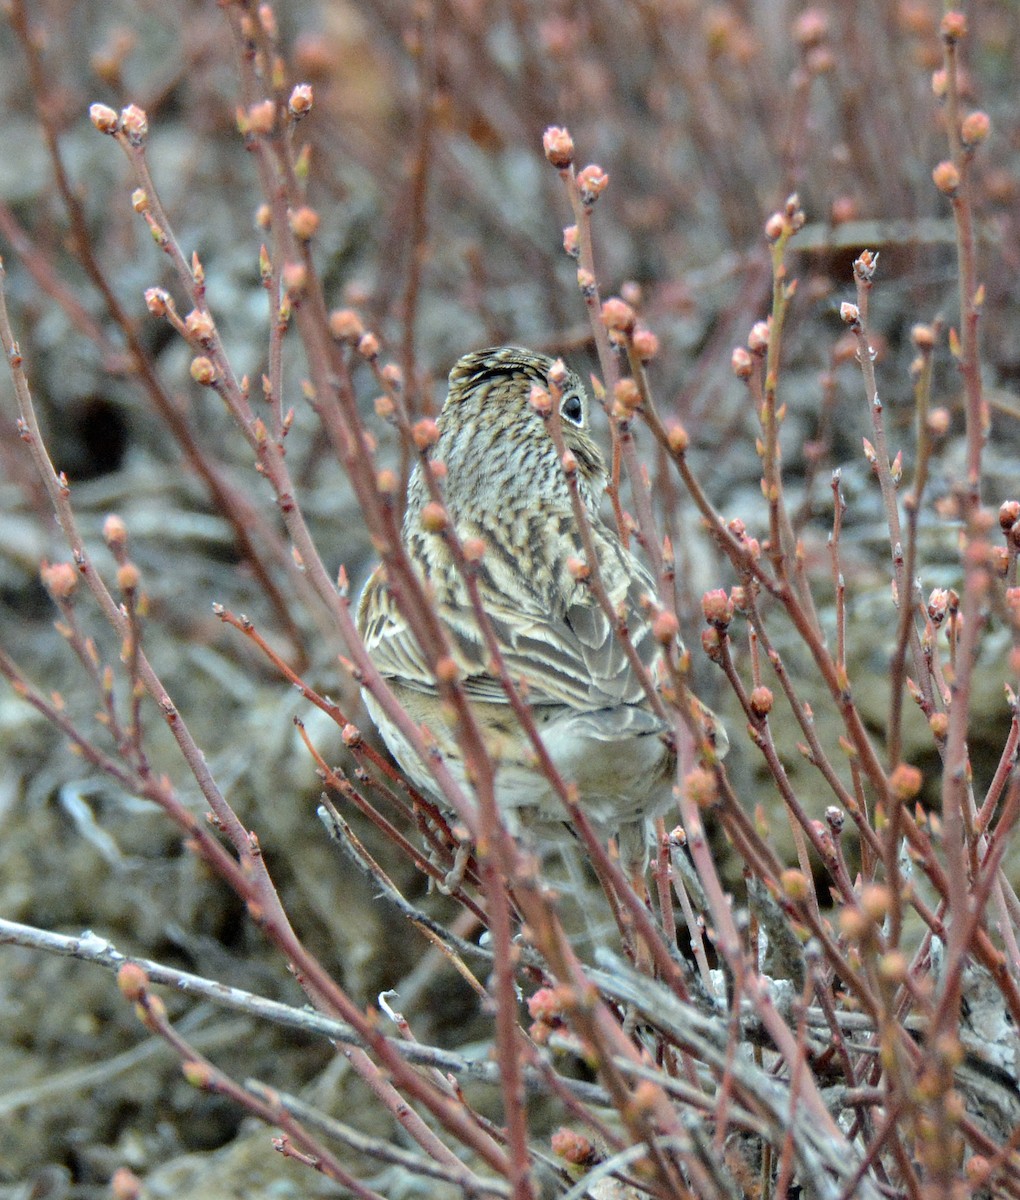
[542,126,574,169]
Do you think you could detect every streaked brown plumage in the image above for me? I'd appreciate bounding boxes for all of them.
[357,345,725,863]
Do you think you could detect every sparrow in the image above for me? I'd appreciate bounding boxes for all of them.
[357,346,725,867]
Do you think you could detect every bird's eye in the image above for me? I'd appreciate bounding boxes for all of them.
[561,394,584,425]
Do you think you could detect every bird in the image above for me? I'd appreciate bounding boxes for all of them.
[356,345,725,871]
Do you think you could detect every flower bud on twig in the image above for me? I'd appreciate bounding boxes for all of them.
[288,206,319,241]
[684,766,717,808]
[420,502,449,533]
[103,514,128,552]
[731,346,753,378]
[246,99,276,135]
[551,1128,597,1167]
[41,561,78,600]
[651,610,679,646]
[89,103,119,134]
[666,423,689,454]
[940,10,967,41]
[328,309,364,342]
[185,309,215,343]
[960,111,990,148]
[542,125,574,169]
[529,384,552,416]
[288,83,313,117]
[932,161,960,195]
[702,588,734,629]
[576,163,609,205]
[632,328,659,360]
[748,320,771,352]
[601,297,635,334]
[119,104,148,145]
[190,356,217,385]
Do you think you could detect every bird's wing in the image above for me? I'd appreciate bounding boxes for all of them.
[356,566,440,691]
[357,527,664,716]
[477,526,662,710]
